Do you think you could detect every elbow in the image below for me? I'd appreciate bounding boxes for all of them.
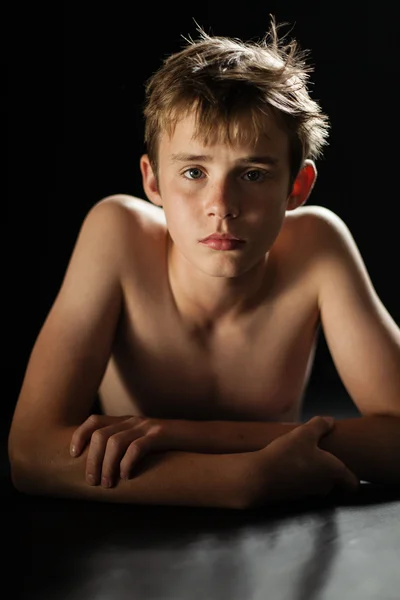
[8,423,86,497]
[8,454,37,496]
[8,451,35,496]
[8,427,50,496]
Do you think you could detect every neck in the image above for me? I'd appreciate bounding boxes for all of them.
[166,233,274,335]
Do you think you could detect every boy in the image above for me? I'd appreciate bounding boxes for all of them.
[8,19,400,509]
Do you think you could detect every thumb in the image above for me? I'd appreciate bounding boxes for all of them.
[308,415,335,437]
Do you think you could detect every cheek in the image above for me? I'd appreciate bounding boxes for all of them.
[162,200,193,243]
[163,184,200,223]
[253,203,286,242]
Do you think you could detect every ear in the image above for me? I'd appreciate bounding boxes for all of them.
[140,154,163,207]
[286,159,317,211]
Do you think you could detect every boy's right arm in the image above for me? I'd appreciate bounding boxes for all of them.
[8,198,249,510]
[13,423,251,509]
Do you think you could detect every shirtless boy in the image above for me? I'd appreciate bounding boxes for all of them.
[8,19,400,509]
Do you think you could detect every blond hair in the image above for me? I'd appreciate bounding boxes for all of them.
[143,17,330,187]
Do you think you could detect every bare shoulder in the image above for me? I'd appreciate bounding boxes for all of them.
[284,204,351,258]
[286,203,344,230]
[91,194,167,283]
[274,204,352,299]
[285,203,372,306]
[290,204,350,237]
[98,194,166,230]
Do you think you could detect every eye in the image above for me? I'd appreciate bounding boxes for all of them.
[182,168,205,180]
[242,169,269,182]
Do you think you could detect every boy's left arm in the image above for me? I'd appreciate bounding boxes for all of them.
[311,206,400,420]
[302,206,400,484]
[169,414,400,485]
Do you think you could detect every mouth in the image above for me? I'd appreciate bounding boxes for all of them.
[200,234,245,242]
[199,238,246,251]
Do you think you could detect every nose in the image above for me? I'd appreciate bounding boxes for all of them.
[205,180,240,220]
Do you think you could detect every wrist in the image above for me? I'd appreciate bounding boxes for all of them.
[233,449,271,509]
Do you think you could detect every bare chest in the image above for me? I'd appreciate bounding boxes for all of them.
[98,208,320,423]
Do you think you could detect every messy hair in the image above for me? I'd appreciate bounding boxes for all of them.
[143,17,330,188]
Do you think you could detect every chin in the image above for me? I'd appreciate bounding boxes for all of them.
[199,257,256,278]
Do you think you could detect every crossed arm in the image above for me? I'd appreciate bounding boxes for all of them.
[174,413,400,485]
[8,202,400,508]
[9,412,400,511]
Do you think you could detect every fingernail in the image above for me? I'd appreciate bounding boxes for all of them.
[102,477,111,488]
[87,474,96,485]
[120,471,126,480]
[70,446,77,457]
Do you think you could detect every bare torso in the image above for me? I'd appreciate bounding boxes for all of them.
[98,195,322,423]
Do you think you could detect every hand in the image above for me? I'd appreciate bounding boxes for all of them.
[70,414,171,488]
[245,416,360,507]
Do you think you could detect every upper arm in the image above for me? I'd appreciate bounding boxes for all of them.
[9,199,133,455]
[309,206,400,417]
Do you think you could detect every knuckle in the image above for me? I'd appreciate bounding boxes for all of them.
[128,441,140,455]
[149,424,162,435]
[107,436,122,451]
[88,414,101,426]
[135,419,155,436]
[128,415,146,426]
[91,429,107,444]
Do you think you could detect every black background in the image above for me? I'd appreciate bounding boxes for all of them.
[7,1,400,430]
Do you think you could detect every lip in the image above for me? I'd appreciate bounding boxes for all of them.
[200,239,245,251]
[200,233,244,242]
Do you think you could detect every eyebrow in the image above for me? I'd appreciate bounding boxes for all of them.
[170,153,280,166]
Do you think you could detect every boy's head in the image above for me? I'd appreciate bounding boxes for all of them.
[143,17,329,193]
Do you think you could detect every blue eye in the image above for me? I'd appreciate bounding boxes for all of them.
[183,168,204,180]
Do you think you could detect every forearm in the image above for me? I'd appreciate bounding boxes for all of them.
[172,415,400,486]
[171,418,301,454]
[9,428,249,510]
[318,415,400,486]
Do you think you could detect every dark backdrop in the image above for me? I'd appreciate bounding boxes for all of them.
[7,2,400,432]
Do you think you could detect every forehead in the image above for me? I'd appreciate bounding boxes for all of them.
[158,111,290,162]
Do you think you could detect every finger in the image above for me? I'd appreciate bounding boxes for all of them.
[70,415,126,457]
[306,415,335,439]
[337,464,360,494]
[70,415,104,457]
[85,420,133,486]
[324,452,360,494]
[120,436,154,479]
[100,429,146,486]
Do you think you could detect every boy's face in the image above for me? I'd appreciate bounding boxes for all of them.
[141,111,313,280]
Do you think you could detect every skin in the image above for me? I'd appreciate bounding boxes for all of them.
[9,107,400,503]
[140,111,316,333]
